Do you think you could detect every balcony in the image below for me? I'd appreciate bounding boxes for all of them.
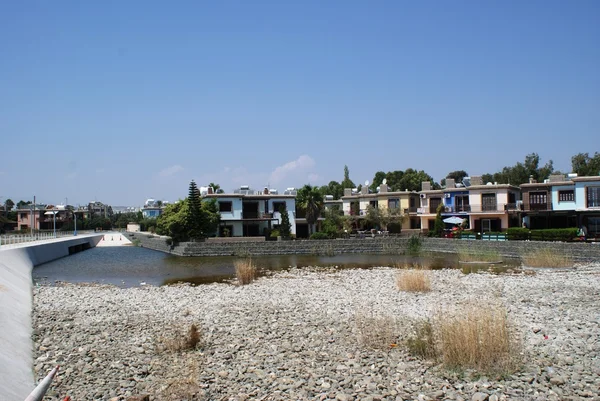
[504,203,524,211]
[525,203,552,212]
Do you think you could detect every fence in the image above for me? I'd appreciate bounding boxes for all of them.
[0,230,95,248]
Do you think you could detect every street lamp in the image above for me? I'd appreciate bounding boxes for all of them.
[44,210,58,238]
[73,209,78,236]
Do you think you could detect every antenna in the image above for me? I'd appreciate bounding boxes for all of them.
[382,178,387,185]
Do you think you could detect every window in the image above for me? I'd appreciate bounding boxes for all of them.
[481,193,497,211]
[218,201,233,213]
[388,199,399,209]
[528,192,547,210]
[272,201,286,212]
[558,190,574,202]
[410,197,416,208]
[20,213,27,219]
[587,187,600,208]
[455,195,470,212]
[369,200,378,208]
[429,198,442,213]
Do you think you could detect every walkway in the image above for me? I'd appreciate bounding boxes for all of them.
[95,232,133,247]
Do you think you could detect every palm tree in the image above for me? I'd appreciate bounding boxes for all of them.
[297,184,324,236]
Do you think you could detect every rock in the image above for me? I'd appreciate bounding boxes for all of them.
[471,392,489,401]
[549,376,565,385]
[126,395,149,401]
[336,392,350,401]
[488,395,499,401]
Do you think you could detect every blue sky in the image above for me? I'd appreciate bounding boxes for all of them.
[1,1,598,206]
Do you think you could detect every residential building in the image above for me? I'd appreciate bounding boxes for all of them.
[203,186,297,237]
[141,199,168,218]
[572,175,600,238]
[520,174,577,229]
[88,201,113,218]
[16,204,73,231]
[341,184,420,231]
[418,176,521,233]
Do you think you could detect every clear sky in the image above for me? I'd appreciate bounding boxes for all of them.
[1,0,598,206]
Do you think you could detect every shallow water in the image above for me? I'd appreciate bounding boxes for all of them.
[32,246,521,287]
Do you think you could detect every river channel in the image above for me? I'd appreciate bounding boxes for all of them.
[32,246,521,288]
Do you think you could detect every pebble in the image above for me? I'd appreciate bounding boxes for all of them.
[31,264,600,400]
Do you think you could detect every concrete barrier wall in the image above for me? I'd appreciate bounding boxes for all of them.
[0,234,103,400]
[127,233,600,261]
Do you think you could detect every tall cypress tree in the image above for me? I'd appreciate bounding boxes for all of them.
[187,180,203,239]
[278,204,292,238]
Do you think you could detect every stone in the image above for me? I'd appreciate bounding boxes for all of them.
[126,395,149,401]
[471,393,489,401]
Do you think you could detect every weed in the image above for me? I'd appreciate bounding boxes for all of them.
[437,304,520,375]
[355,312,397,351]
[521,248,572,268]
[406,320,437,359]
[234,258,257,285]
[158,323,203,352]
[406,235,422,255]
[396,270,431,292]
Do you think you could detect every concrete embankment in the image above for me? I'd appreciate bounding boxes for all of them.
[0,234,103,400]
[126,232,600,261]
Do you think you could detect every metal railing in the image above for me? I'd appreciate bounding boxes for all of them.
[0,230,93,248]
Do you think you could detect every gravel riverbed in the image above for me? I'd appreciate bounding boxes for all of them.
[33,265,600,401]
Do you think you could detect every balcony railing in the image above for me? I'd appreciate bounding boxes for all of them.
[525,203,552,212]
[416,204,518,214]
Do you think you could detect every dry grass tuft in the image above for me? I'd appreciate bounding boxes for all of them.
[396,270,431,292]
[158,324,203,352]
[234,258,257,285]
[394,261,431,270]
[355,313,397,350]
[437,304,520,374]
[406,319,437,359]
[155,355,201,400]
[521,248,573,268]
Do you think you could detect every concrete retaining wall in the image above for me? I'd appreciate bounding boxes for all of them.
[126,233,600,261]
[0,234,103,400]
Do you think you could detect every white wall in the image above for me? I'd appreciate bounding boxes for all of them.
[0,234,103,400]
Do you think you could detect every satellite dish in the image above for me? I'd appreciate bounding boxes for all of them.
[365,180,369,186]
[382,178,387,185]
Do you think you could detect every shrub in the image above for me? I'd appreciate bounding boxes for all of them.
[438,305,519,375]
[355,313,397,350]
[310,232,330,240]
[406,320,437,359]
[270,229,280,238]
[507,227,579,242]
[396,270,431,292]
[165,237,173,246]
[406,235,422,255]
[158,324,203,352]
[521,248,573,268]
[234,258,256,285]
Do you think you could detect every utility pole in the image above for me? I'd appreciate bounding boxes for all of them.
[32,195,35,238]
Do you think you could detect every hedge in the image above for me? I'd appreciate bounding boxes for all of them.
[506,227,579,242]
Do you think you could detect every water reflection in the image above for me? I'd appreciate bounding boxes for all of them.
[32,247,520,288]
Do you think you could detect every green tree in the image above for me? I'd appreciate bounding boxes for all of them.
[4,199,14,212]
[187,180,203,239]
[201,198,220,237]
[399,169,439,191]
[318,180,343,199]
[432,203,445,237]
[369,171,387,192]
[341,165,355,190]
[483,153,554,185]
[297,184,324,236]
[16,200,31,209]
[441,170,468,187]
[208,182,221,193]
[571,152,600,177]
[278,204,292,238]
[156,200,190,242]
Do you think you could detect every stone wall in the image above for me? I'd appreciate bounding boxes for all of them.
[126,233,600,261]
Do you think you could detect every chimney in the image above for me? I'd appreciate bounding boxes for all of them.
[445,178,456,189]
[421,181,431,191]
[361,186,368,195]
[379,184,388,193]
[344,188,352,197]
[529,175,536,184]
[548,174,566,183]
[470,176,483,186]
[207,186,214,194]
